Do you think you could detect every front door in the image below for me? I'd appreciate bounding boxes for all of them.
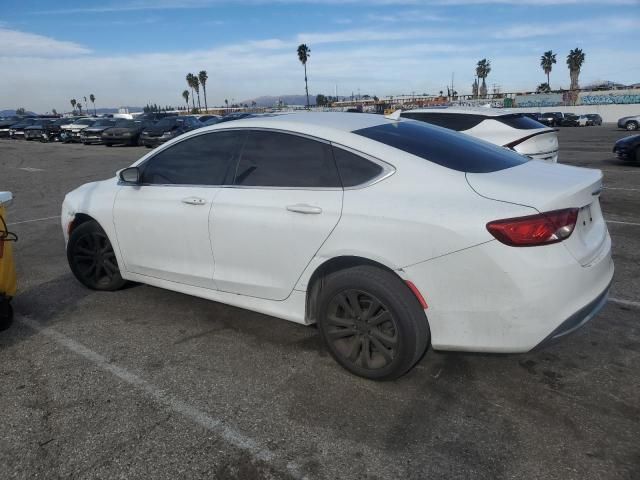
[113,130,243,289]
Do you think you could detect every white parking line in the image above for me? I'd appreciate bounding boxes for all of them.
[607,219,640,226]
[7,215,60,226]
[609,297,640,309]
[18,316,306,480]
[603,187,640,192]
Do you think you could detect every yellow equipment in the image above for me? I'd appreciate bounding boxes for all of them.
[0,192,17,329]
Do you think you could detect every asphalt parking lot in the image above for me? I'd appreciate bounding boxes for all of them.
[1,126,639,480]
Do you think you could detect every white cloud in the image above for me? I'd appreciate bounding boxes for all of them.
[0,28,91,56]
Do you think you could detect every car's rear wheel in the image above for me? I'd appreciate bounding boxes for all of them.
[317,265,429,380]
[67,221,127,291]
[626,121,638,131]
[105,143,113,147]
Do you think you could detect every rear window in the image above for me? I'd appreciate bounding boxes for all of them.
[353,121,528,173]
[400,112,484,131]
[496,114,546,130]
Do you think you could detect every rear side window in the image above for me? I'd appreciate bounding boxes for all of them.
[400,112,485,131]
[141,131,244,185]
[234,131,340,188]
[497,114,546,130]
[332,147,383,187]
[353,121,528,173]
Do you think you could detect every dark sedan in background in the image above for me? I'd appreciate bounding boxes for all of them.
[139,116,202,148]
[8,118,39,139]
[586,114,602,126]
[24,119,56,140]
[613,135,640,162]
[0,116,24,137]
[80,119,118,144]
[102,119,154,146]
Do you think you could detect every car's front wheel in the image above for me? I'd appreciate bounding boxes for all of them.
[67,221,127,291]
[626,121,638,131]
[317,266,429,380]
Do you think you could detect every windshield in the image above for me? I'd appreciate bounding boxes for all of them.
[73,119,94,126]
[353,120,528,173]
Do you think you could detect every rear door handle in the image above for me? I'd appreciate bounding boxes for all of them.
[181,197,207,206]
[286,204,322,214]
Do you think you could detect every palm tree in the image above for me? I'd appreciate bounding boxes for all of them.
[198,70,208,112]
[536,82,551,93]
[89,94,96,115]
[70,98,76,114]
[225,99,228,109]
[182,90,190,111]
[540,51,556,89]
[192,74,201,112]
[567,48,585,90]
[475,59,491,98]
[186,73,196,112]
[297,44,311,108]
[77,102,83,114]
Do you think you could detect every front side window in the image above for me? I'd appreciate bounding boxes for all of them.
[234,131,340,188]
[140,131,244,185]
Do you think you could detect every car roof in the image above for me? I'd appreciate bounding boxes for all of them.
[404,107,522,117]
[209,111,392,134]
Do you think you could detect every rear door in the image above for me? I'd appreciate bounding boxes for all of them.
[211,129,343,300]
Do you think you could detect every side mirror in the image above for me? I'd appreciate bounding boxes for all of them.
[119,167,140,185]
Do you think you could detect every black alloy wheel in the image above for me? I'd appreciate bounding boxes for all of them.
[325,289,398,371]
[67,221,127,291]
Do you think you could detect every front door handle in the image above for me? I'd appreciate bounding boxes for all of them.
[286,204,322,214]
[182,197,207,206]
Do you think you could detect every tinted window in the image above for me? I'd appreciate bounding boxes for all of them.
[141,131,244,185]
[401,112,485,131]
[332,147,383,187]
[155,118,178,128]
[234,131,340,188]
[497,114,546,130]
[353,121,528,173]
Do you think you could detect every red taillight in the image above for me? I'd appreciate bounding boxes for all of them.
[487,208,578,247]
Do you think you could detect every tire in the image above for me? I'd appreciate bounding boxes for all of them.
[105,143,113,147]
[626,121,638,131]
[67,221,127,291]
[317,265,429,380]
[635,147,640,163]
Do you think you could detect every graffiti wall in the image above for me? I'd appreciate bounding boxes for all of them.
[512,89,640,107]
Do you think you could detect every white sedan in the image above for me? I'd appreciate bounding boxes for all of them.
[61,112,613,380]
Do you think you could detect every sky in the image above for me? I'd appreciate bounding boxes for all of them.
[1,0,639,113]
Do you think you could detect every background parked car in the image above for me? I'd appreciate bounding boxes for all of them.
[0,116,24,138]
[24,119,57,141]
[41,118,70,142]
[586,114,602,126]
[9,118,38,139]
[102,119,155,146]
[541,112,565,127]
[401,107,559,162]
[139,116,202,148]
[534,112,557,127]
[80,119,117,145]
[613,134,640,162]
[560,114,589,127]
[61,118,96,143]
[617,115,640,131]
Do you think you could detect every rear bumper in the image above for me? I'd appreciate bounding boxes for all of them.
[532,282,610,350]
[404,234,614,353]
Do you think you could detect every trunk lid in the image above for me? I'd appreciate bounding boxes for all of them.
[467,161,607,266]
